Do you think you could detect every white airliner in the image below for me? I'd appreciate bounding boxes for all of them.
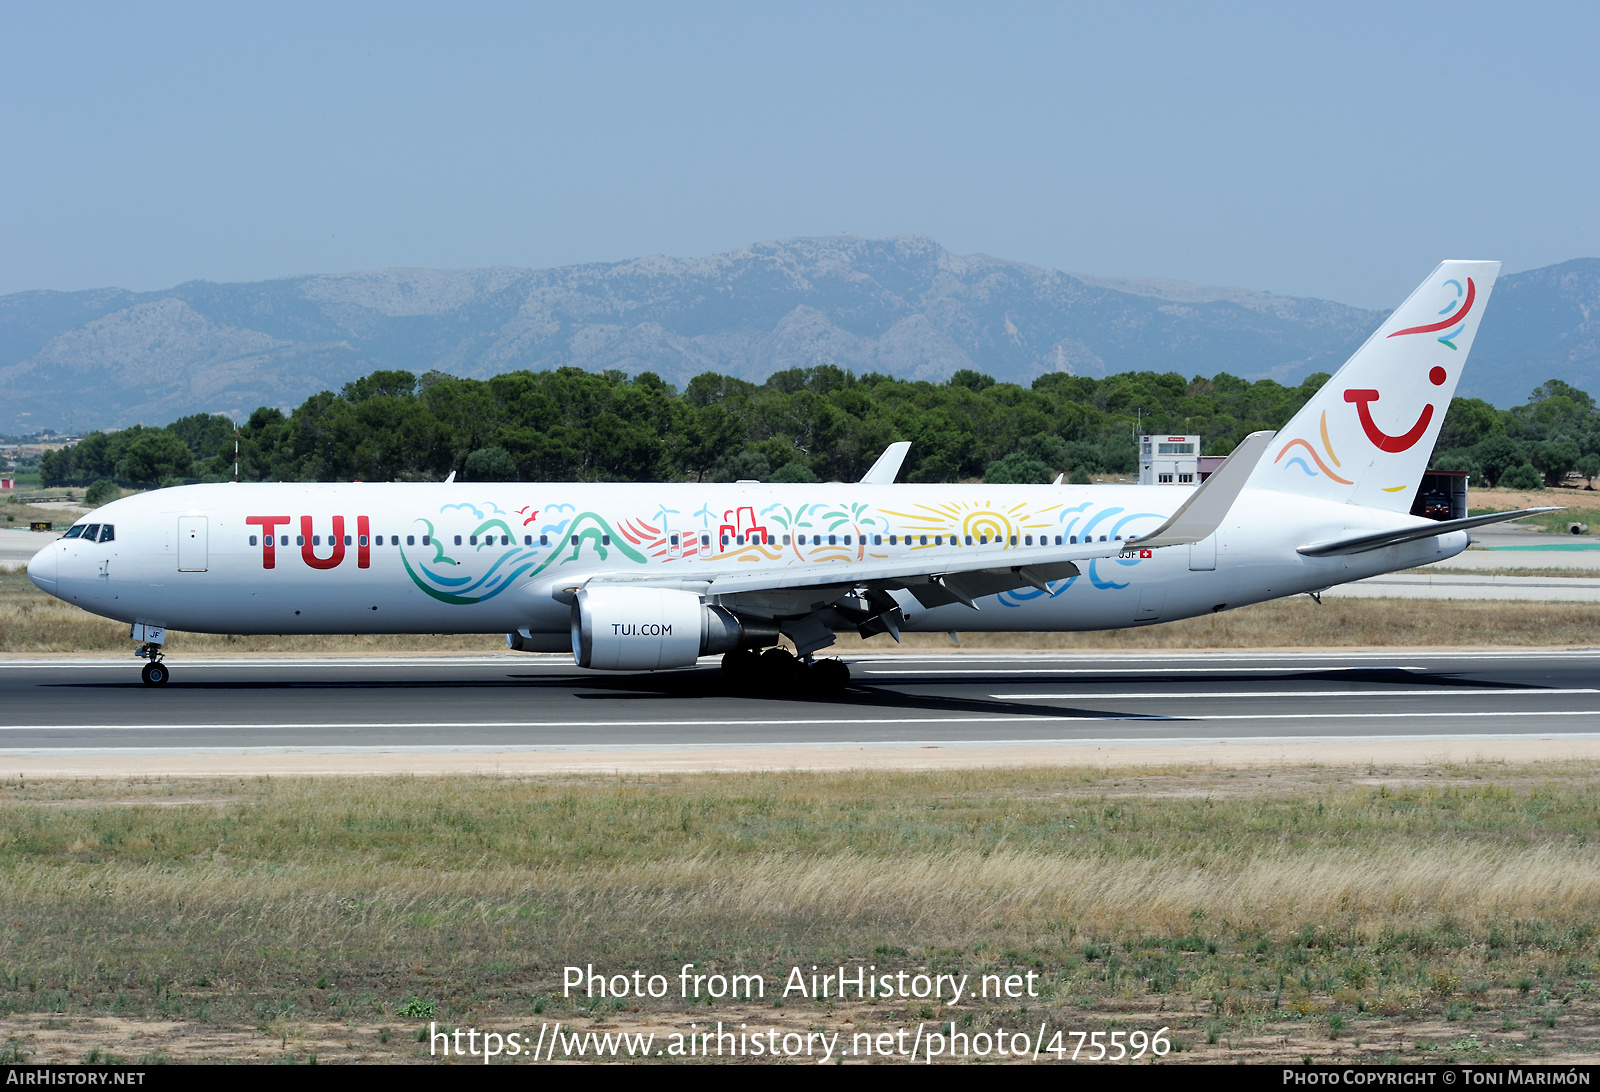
[28,260,1553,687]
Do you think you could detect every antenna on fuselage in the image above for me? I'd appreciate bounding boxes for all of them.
[444,470,457,484]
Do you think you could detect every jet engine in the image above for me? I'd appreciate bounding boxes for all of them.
[570,586,778,669]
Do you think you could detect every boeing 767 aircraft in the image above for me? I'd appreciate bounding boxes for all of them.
[27,260,1554,686]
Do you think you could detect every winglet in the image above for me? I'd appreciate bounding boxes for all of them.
[1127,430,1275,548]
[860,442,912,484]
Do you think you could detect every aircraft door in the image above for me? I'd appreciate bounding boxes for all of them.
[1189,535,1217,571]
[178,516,208,572]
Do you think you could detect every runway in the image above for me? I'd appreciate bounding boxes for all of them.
[3,652,1599,762]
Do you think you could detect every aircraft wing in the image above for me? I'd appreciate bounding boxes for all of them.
[558,434,1271,616]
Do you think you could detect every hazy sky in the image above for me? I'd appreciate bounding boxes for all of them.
[2,1,1596,308]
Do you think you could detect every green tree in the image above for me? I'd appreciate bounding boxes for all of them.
[1435,397,1504,451]
[1531,439,1581,487]
[1472,435,1526,487]
[462,446,517,481]
[985,453,1053,484]
[1579,453,1600,490]
[1499,463,1543,491]
[84,479,119,507]
[115,430,194,483]
[770,461,821,483]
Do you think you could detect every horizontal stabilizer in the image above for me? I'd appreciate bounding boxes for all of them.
[1127,430,1276,548]
[1296,507,1564,557]
[860,442,912,484]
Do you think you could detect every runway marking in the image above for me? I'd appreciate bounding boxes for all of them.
[6,709,1600,732]
[868,666,1429,675]
[5,733,1600,756]
[992,688,1600,700]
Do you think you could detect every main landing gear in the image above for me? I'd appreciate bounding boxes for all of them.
[720,647,850,693]
[136,644,169,687]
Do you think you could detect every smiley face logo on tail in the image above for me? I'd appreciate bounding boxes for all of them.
[1343,389,1435,453]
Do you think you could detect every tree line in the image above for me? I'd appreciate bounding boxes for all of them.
[37,365,1599,490]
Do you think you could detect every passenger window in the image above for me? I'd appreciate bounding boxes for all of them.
[874,535,882,545]
[1056,535,1063,545]
[298,536,306,546]
[920,535,928,545]
[455,535,463,546]
[721,535,730,546]
[935,535,943,545]
[736,535,744,545]
[1024,535,1032,545]
[313,535,321,546]
[670,534,679,546]
[501,535,509,546]
[470,535,477,545]
[965,535,973,545]
[359,535,368,546]
[280,536,288,546]
[344,535,352,546]
[601,535,610,546]
[782,534,791,545]
[524,535,532,545]
[1070,535,1077,544]
[701,534,710,547]
[63,525,85,539]
[571,535,579,546]
[249,535,258,546]
[843,535,851,545]
[889,535,897,545]
[1010,535,1017,546]
[407,535,415,546]
[540,534,548,546]
[422,535,430,545]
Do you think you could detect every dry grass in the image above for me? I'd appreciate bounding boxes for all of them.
[3,569,1598,656]
[3,765,1600,1063]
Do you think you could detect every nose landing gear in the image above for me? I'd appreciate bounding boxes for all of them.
[136,642,169,686]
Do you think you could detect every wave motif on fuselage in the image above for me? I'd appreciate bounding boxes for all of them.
[395,495,1170,607]
[399,505,643,605]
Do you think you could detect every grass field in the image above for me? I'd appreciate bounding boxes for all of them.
[1,764,1599,1064]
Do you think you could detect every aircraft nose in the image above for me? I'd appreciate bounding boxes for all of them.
[27,539,57,593]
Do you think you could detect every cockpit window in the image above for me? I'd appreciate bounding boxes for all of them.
[81,525,101,541]
[98,525,114,542]
[62,525,86,539]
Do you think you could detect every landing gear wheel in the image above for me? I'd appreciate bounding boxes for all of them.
[758,647,807,686]
[721,648,760,678]
[141,661,169,687]
[810,658,850,693]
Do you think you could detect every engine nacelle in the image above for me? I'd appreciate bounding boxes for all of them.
[571,586,776,670]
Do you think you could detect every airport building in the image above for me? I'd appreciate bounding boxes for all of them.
[1138,435,1200,485]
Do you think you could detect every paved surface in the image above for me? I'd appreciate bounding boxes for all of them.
[1327,571,1600,601]
[2,650,1598,754]
[0,528,57,568]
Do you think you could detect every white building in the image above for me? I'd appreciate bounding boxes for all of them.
[1139,435,1199,485]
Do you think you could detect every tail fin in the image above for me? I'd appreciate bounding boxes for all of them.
[1246,260,1501,510]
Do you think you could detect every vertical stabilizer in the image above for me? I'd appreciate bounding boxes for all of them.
[1246,260,1500,510]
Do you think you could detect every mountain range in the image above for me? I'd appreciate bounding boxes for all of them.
[2,235,1595,431]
